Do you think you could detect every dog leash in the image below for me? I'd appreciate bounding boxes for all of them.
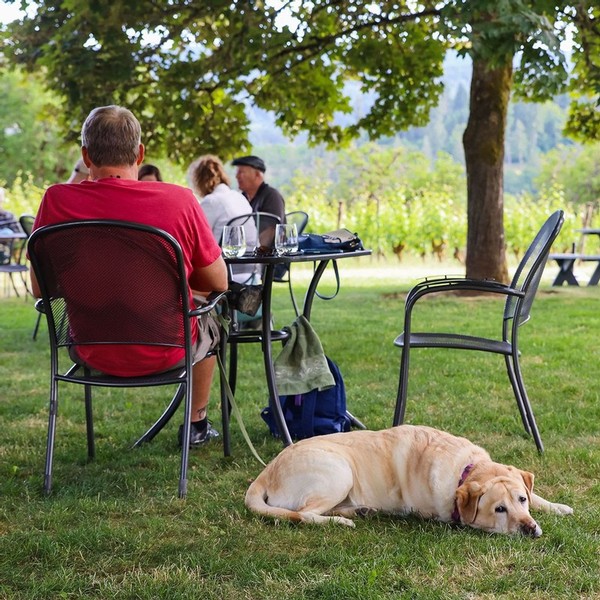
[216,351,267,467]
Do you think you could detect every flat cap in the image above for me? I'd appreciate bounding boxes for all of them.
[231,155,266,172]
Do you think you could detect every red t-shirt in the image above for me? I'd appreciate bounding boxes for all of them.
[33,178,222,376]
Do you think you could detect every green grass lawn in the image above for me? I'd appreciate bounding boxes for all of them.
[1,261,599,599]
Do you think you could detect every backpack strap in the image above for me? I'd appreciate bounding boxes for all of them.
[295,391,317,439]
[315,259,340,301]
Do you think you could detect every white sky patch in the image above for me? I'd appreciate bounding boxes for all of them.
[266,0,301,32]
[0,1,38,23]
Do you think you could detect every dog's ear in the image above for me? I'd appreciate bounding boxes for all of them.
[456,482,482,524]
[518,469,534,500]
[507,466,534,500]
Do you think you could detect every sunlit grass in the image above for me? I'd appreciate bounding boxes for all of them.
[1,260,599,599]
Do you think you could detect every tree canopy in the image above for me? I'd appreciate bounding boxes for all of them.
[2,0,598,280]
[0,66,80,185]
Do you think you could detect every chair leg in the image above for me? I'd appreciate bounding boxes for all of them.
[346,410,367,430]
[179,383,192,499]
[221,341,239,457]
[219,337,231,457]
[509,354,544,453]
[229,342,238,395]
[7,273,21,297]
[44,381,59,495]
[131,384,185,448]
[288,270,300,317]
[32,312,42,341]
[19,271,33,298]
[393,343,411,426]
[504,355,531,435]
[84,381,95,460]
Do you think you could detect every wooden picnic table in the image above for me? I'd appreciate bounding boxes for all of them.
[548,252,600,286]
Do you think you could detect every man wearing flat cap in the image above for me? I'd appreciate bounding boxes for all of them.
[232,155,286,225]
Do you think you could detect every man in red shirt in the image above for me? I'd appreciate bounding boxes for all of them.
[31,105,228,448]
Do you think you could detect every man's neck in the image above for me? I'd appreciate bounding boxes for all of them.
[90,165,138,181]
[244,180,264,201]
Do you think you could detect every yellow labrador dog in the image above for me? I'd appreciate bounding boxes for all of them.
[245,425,572,536]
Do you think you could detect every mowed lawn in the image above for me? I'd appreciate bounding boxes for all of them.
[1,259,599,600]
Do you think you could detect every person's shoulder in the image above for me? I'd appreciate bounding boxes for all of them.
[264,183,284,199]
[140,180,188,192]
[44,182,82,197]
[264,181,281,192]
[219,184,247,201]
[46,182,71,191]
[142,180,197,199]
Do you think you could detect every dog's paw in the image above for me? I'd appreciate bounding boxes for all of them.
[356,507,378,518]
[334,516,356,527]
[551,502,573,516]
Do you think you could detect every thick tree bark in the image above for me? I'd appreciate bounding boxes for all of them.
[463,58,512,283]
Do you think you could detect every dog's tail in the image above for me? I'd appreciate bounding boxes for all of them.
[245,472,355,527]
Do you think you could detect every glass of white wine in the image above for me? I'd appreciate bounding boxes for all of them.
[221,225,247,258]
[274,223,299,256]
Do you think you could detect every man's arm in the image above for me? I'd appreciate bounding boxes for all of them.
[30,269,41,298]
[189,255,228,296]
[266,189,285,223]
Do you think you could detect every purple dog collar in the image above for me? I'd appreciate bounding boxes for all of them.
[451,464,474,523]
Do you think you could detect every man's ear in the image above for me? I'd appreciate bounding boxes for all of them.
[81,147,92,168]
[136,144,145,165]
[456,482,482,524]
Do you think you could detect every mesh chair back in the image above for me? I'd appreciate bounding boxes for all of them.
[28,221,191,352]
[504,210,564,324]
[19,214,35,236]
[285,211,309,235]
[226,212,281,249]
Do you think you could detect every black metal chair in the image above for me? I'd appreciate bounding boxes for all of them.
[225,211,281,251]
[0,219,29,298]
[18,214,35,236]
[285,210,309,236]
[393,210,565,453]
[273,210,310,315]
[220,213,289,454]
[18,214,42,339]
[28,220,226,498]
[223,211,282,327]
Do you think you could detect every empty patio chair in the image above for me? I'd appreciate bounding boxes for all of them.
[393,210,564,453]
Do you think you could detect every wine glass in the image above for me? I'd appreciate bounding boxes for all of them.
[274,223,299,256]
[221,225,247,258]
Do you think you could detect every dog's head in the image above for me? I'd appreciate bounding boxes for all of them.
[455,465,542,537]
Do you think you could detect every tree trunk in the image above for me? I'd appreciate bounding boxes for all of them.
[463,57,512,283]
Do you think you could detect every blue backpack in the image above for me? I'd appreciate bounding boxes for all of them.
[261,357,352,440]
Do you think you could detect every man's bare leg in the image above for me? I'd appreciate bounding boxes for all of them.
[180,355,219,447]
[191,355,216,421]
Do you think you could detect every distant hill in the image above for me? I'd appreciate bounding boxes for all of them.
[248,52,575,195]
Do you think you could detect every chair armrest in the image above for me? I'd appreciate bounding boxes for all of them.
[189,290,228,316]
[34,298,46,314]
[406,276,524,308]
[402,277,525,335]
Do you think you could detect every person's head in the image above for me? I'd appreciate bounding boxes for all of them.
[138,163,163,182]
[81,105,143,168]
[188,155,230,197]
[66,158,90,183]
[232,155,266,198]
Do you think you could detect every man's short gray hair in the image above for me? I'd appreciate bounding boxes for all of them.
[81,105,142,167]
